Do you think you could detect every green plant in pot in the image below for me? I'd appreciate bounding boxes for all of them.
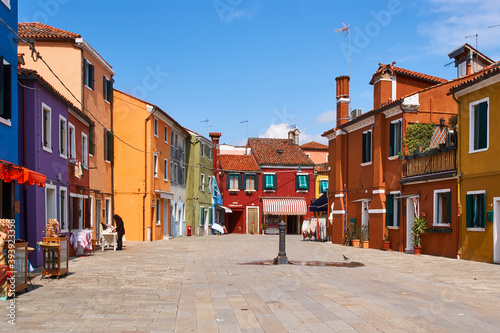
[360,225,369,248]
[411,215,427,254]
[382,227,391,250]
[261,222,267,234]
[349,224,361,247]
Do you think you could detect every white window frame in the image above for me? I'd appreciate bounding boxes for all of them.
[263,172,276,191]
[59,115,67,159]
[209,146,213,160]
[208,176,212,193]
[164,158,168,181]
[103,75,111,103]
[326,154,329,162]
[84,58,94,90]
[82,133,88,169]
[433,189,452,226]
[68,123,76,161]
[164,125,168,143]
[59,187,68,232]
[361,129,372,165]
[469,97,489,154]
[42,103,52,153]
[1,0,11,10]
[389,118,403,157]
[154,117,159,137]
[156,199,161,225]
[170,161,174,181]
[45,184,57,227]
[466,190,486,231]
[153,154,158,178]
[201,174,205,192]
[201,142,205,157]
[245,174,256,191]
[228,174,239,191]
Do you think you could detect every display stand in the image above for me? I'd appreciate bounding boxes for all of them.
[12,242,28,293]
[41,237,69,278]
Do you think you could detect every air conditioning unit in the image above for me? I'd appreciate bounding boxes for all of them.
[349,108,363,120]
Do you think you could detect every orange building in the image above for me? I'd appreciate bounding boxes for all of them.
[113,90,189,241]
[323,52,491,256]
[18,23,115,239]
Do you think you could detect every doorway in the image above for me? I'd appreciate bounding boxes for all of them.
[494,198,500,263]
[406,197,418,251]
[247,207,259,234]
[361,201,369,240]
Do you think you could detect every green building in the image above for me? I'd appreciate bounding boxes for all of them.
[185,130,215,236]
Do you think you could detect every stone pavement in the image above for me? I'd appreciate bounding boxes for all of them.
[2,234,500,332]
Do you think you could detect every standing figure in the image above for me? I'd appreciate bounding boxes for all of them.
[113,214,125,250]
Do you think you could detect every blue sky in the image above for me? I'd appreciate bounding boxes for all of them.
[19,0,500,146]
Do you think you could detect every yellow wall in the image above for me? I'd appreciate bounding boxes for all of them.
[315,174,328,198]
[457,78,500,262]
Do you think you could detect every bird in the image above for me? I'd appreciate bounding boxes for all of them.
[343,255,349,261]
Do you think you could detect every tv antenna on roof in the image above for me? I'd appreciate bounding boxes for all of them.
[335,22,352,110]
[240,120,248,140]
[200,118,212,132]
[465,34,478,50]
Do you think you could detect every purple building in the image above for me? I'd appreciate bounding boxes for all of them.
[18,68,82,266]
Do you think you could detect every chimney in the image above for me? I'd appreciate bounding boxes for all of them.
[335,76,350,126]
[370,64,393,110]
[288,128,300,145]
[209,132,221,144]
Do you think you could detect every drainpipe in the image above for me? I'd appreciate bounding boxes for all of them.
[143,105,156,241]
[451,93,462,259]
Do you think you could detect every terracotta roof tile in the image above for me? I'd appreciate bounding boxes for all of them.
[220,155,259,172]
[248,138,314,166]
[370,63,447,85]
[18,22,80,40]
[314,163,329,173]
[449,63,500,93]
[300,141,328,150]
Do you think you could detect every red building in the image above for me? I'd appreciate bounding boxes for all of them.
[211,131,315,234]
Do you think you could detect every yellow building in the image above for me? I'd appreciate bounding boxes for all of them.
[451,65,500,263]
[113,90,188,241]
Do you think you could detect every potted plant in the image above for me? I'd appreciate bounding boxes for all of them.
[411,215,428,255]
[261,222,267,235]
[348,225,360,247]
[360,225,369,248]
[382,227,391,250]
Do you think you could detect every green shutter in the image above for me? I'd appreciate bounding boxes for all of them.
[273,174,277,190]
[209,208,213,225]
[397,121,402,153]
[466,194,473,228]
[90,64,94,89]
[389,123,395,156]
[362,132,367,162]
[83,58,87,86]
[445,192,452,224]
[386,194,394,227]
[306,174,310,191]
[368,132,372,162]
[480,193,486,228]
[89,125,94,155]
[200,207,205,225]
[103,76,106,99]
[238,174,243,190]
[295,175,299,191]
[254,174,259,191]
[396,199,400,227]
[226,174,230,190]
[478,102,488,149]
[108,80,113,103]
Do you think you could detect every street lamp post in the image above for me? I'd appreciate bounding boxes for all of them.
[276,220,288,264]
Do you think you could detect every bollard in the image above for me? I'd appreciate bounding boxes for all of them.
[277,220,288,264]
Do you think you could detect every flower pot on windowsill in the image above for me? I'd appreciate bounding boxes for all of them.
[382,240,391,250]
[351,239,360,247]
[360,240,369,248]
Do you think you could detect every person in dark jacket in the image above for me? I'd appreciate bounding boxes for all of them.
[113,214,125,250]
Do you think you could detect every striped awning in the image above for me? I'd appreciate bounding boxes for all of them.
[262,197,307,215]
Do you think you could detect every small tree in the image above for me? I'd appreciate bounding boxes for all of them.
[411,215,428,248]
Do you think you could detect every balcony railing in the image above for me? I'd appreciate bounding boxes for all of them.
[404,147,456,178]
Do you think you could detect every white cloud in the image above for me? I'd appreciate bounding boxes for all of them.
[418,0,500,55]
[316,110,336,124]
[259,123,328,145]
[259,123,291,139]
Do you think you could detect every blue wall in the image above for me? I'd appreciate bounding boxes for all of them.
[0,0,18,163]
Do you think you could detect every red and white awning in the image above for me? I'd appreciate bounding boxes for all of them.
[262,197,307,215]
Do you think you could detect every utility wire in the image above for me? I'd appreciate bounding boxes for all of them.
[1,17,155,155]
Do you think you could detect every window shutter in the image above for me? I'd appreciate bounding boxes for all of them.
[478,102,488,149]
[103,128,107,160]
[0,57,4,117]
[273,174,277,190]
[368,132,372,162]
[254,174,259,191]
[385,194,393,227]
[238,174,243,190]
[209,208,213,224]
[466,194,472,228]
[480,193,486,228]
[242,174,247,190]
[2,62,11,119]
[445,192,452,224]
[110,130,114,162]
[108,80,113,103]
[295,175,299,191]
[226,174,230,190]
[389,123,395,156]
[200,207,204,225]
[103,76,106,99]
[362,132,367,162]
[90,64,94,89]
[397,121,402,153]
[396,199,401,227]
[306,174,310,191]
[89,125,94,155]
[83,58,87,85]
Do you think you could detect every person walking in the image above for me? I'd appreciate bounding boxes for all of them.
[113,214,125,250]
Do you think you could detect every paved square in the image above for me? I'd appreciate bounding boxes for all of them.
[2,234,500,332]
